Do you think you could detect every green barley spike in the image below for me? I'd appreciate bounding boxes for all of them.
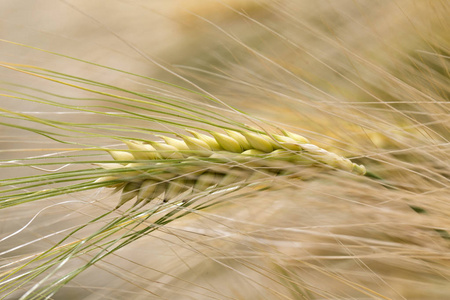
[97,128,366,209]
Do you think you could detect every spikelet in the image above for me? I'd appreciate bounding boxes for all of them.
[96,162,127,170]
[217,168,247,187]
[210,131,242,152]
[147,141,184,159]
[225,129,251,150]
[136,179,158,204]
[177,133,212,154]
[186,129,221,151]
[164,177,188,202]
[124,140,161,160]
[273,134,297,144]
[280,128,310,144]
[193,172,218,192]
[241,149,265,156]
[117,182,141,208]
[97,128,366,208]
[240,131,274,152]
[156,135,189,151]
[137,181,165,207]
[107,151,134,164]
[94,175,122,187]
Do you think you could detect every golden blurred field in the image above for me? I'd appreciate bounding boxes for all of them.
[1,1,449,299]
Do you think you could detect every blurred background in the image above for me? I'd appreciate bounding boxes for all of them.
[1,1,449,299]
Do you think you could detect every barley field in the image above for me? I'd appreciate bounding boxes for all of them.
[1,1,449,299]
